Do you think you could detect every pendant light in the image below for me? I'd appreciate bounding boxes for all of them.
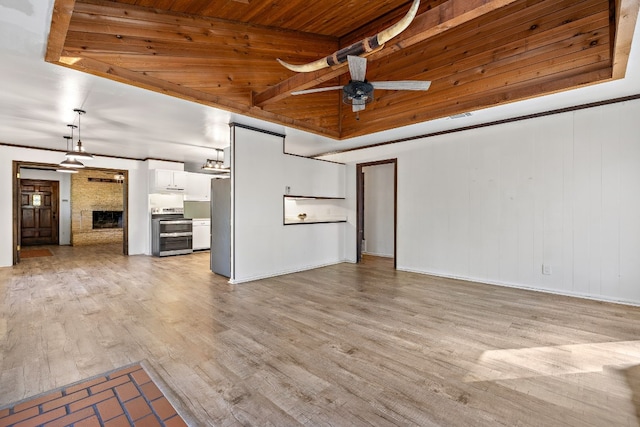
[65,109,94,160]
[202,148,227,172]
[57,135,79,173]
[59,131,85,169]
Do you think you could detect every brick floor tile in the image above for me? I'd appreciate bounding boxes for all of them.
[139,382,163,402]
[96,397,124,422]
[103,414,131,427]
[133,413,161,427]
[13,391,62,412]
[163,415,188,427]
[0,407,40,427]
[13,407,66,427]
[1,366,189,427]
[124,396,152,421]
[115,381,140,402]
[65,376,107,395]
[68,390,114,412]
[74,415,101,427]
[108,365,143,380]
[89,375,130,394]
[150,397,177,421]
[131,369,151,386]
[40,390,89,412]
[42,407,95,427]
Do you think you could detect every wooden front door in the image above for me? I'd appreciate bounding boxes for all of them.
[21,179,59,246]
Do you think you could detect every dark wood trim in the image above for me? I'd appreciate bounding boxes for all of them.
[314,93,640,157]
[122,170,129,256]
[13,161,130,263]
[228,122,346,165]
[393,160,397,269]
[356,165,363,264]
[0,141,183,164]
[356,159,397,268]
[231,125,236,281]
[283,151,345,165]
[229,122,286,139]
[12,161,20,265]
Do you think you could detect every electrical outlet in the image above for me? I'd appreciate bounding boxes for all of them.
[542,265,552,275]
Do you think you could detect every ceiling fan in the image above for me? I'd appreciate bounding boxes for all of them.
[290,55,431,114]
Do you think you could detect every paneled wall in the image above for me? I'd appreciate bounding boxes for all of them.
[328,99,640,305]
[232,126,346,283]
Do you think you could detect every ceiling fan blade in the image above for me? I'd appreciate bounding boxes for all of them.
[347,55,367,82]
[371,81,432,91]
[291,86,343,95]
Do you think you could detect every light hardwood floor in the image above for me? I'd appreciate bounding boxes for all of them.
[1,245,640,426]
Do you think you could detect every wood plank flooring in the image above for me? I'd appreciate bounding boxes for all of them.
[1,245,640,426]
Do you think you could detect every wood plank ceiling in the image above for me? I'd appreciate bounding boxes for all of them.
[46,0,625,140]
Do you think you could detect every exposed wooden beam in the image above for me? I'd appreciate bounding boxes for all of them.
[612,0,640,79]
[54,55,341,138]
[45,0,76,62]
[252,0,521,107]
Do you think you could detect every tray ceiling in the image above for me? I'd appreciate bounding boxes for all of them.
[46,0,629,140]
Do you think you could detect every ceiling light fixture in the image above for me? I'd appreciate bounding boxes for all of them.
[65,108,94,160]
[202,148,228,172]
[59,134,85,169]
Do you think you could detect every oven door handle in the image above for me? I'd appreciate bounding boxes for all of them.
[160,220,192,225]
[160,232,193,238]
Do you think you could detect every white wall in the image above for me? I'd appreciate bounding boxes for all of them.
[19,168,72,245]
[363,164,394,257]
[232,126,346,283]
[0,146,151,266]
[326,99,640,305]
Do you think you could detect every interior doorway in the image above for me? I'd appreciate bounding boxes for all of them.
[20,179,59,246]
[356,159,397,268]
[12,161,129,265]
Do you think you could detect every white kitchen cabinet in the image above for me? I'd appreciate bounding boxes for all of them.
[150,169,187,193]
[185,173,211,201]
[192,219,211,250]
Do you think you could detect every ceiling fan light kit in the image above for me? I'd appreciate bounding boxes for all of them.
[290,55,431,114]
[281,0,431,116]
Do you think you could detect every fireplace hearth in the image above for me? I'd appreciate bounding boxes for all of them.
[92,210,123,229]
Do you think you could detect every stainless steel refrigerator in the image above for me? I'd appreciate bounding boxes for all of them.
[210,178,231,277]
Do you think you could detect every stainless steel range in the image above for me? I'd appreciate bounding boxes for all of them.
[151,207,193,257]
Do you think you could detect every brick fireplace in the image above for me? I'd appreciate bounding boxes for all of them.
[71,169,124,246]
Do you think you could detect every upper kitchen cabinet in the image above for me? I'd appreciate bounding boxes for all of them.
[150,169,187,193]
[185,173,212,201]
[283,156,345,198]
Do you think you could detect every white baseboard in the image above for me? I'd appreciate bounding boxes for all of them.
[396,266,640,307]
[229,259,349,284]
